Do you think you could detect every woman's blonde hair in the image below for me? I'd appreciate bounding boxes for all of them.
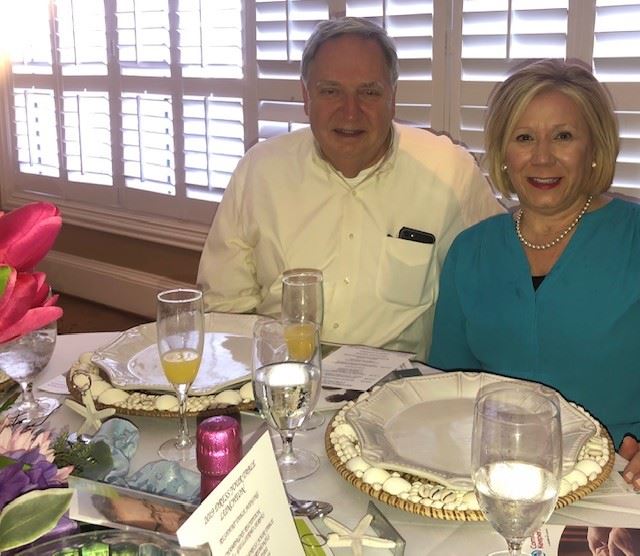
[484,59,619,197]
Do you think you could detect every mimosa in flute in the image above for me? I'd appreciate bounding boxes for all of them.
[162,348,201,385]
[281,268,324,430]
[156,288,205,462]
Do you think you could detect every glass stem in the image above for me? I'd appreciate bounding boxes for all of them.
[174,384,191,449]
[279,431,296,464]
[507,540,523,556]
[19,380,37,409]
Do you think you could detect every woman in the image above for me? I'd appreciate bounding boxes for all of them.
[428,59,640,486]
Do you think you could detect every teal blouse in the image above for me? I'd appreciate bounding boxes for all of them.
[429,198,640,446]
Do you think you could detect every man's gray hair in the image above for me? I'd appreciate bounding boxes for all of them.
[301,17,399,86]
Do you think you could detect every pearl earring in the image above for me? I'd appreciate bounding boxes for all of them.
[501,164,507,171]
[591,161,597,168]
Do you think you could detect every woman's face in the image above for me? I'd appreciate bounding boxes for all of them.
[505,89,594,216]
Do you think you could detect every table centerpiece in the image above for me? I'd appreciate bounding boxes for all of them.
[0,201,71,552]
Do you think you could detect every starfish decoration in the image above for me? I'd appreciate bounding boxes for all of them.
[324,514,396,556]
[64,388,115,436]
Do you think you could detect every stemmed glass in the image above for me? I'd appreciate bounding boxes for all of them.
[252,318,322,482]
[156,288,204,462]
[471,385,562,556]
[0,320,59,423]
[281,268,324,431]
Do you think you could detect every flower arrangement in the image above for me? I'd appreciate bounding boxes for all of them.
[0,418,115,552]
[0,202,70,552]
[0,418,73,552]
[0,202,63,344]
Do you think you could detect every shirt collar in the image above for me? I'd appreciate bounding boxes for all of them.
[311,123,398,187]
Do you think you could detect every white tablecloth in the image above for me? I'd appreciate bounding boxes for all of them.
[34,332,640,555]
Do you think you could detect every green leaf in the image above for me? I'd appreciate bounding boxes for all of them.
[0,454,29,471]
[53,436,113,480]
[0,390,19,414]
[77,441,113,480]
[0,265,11,298]
[0,488,73,551]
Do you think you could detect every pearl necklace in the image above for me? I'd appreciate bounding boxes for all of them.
[515,195,593,250]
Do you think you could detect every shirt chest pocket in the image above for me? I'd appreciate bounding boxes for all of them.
[376,236,436,307]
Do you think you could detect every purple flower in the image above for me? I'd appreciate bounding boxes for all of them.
[0,464,29,511]
[0,449,65,511]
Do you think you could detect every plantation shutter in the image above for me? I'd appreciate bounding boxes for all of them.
[593,0,640,192]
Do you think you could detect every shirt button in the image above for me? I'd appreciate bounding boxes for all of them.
[351,190,357,197]
[348,233,354,239]
[344,277,350,284]
[332,322,339,329]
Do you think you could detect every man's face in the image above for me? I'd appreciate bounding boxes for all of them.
[302,35,396,178]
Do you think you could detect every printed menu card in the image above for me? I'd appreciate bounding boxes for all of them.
[177,429,304,555]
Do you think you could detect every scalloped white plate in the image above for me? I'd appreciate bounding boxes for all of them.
[92,312,261,396]
[346,371,598,490]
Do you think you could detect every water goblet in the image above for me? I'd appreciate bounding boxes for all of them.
[471,385,562,556]
[252,318,322,482]
[281,268,325,431]
[156,288,204,462]
[0,320,59,423]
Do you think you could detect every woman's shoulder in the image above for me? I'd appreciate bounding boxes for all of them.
[607,195,640,215]
[591,196,640,232]
[445,213,513,264]
[456,212,512,242]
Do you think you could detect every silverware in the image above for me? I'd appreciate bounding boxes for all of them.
[286,491,333,519]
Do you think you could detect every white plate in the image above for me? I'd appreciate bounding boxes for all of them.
[346,371,598,490]
[92,312,261,396]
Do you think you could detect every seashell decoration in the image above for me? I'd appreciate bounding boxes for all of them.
[328,399,611,516]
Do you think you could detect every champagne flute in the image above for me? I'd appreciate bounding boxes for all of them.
[471,385,562,556]
[0,320,59,424]
[252,318,322,482]
[281,268,324,430]
[156,288,204,462]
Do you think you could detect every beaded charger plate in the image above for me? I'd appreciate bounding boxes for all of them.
[66,361,255,418]
[325,372,615,522]
[91,312,258,396]
[64,312,260,418]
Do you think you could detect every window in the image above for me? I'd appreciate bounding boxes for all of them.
[1,0,640,248]
[593,0,640,192]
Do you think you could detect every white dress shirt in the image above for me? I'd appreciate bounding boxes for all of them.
[197,123,503,359]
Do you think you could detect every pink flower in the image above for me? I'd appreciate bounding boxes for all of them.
[0,268,62,344]
[0,202,61,271]
[0,202,63,344]
[0,418,72,484]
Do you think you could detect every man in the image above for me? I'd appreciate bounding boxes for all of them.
[197,17,502,359]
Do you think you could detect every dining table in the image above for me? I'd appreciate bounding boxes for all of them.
[31,330,640,555]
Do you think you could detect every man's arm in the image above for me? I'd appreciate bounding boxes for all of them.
[197,169,261,313]
[431,138,505,272]
[458,156,505,231]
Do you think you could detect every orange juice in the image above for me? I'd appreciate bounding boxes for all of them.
[161,348,201,385]
[284,322,316,361]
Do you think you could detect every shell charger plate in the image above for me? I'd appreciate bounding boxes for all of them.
[65,312,261,418]
[91,312,258,396]
[325,372,614,521]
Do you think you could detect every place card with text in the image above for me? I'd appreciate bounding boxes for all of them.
[177,430,304,555]
[322,345,412,391]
